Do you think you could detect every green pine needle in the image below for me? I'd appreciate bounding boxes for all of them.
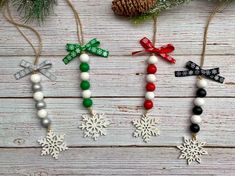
[12,0,57,23]
[132,0,191,24]
[131,0,234,24]
[0,0,6,8]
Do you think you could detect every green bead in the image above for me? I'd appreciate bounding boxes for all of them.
[83,98,93,108]
[80,81,90,90]
[80,63,90,72]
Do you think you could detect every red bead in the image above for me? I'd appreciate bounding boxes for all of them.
[144,100,153,110]
[146,83,156,91]
[147,64,157,74]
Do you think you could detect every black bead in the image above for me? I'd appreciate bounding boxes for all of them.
[196,88,207,97]
[193,106,203,115]
[190,124,200,133]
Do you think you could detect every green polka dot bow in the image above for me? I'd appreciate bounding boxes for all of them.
[63,38,109,65]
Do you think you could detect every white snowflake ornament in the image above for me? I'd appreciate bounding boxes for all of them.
[177,137,208,165]
[132,114,160,143]
[79,113,110,140]
[38,131,68,159]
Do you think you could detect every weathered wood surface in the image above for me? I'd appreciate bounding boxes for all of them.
[0,0,235,175]
[0,148,235,176]
[0,1,235,56]
[0,98,235,147]
[0,56,234,97]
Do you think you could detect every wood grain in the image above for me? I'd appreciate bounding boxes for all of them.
[0,98,234,147]
[0,56,234,97]
[0,148,234,175]
[0,1,234,56]
[0,0,234,175]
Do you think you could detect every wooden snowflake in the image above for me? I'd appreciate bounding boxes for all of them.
[38,131,68,159]
[79,113,110,140]
[177,137,208,165]
[132,114,160,143]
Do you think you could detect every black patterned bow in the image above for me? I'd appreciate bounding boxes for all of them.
[175,61,225,83]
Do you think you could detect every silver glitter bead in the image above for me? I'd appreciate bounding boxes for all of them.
[35,101,47,110]
[32,83,42,92]
[41,118,51,128]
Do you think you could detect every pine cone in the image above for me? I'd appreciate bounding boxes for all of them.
[112,0,156,17]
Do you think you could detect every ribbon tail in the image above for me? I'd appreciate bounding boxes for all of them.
[175,70,197,77]
[63,51,78,65]
[66,44,80,51]
[86,47,109,58]
[203,74,225,84]
[39,69,57,81]
[132,50,145,56]
[14,67,33,80]
[159,53,176,64]
[19,59,32,68]
[38,60,53,69]
[139,37,154,49]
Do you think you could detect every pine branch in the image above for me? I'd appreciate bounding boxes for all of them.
[12,0,57,23]
[132,0,191,24]
[0,0,6,8]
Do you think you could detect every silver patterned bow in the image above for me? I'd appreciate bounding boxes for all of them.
[14,60,56,81]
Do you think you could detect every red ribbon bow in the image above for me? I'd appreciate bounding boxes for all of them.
[132,37,176,64]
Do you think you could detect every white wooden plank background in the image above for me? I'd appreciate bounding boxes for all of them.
[0,0,235,175]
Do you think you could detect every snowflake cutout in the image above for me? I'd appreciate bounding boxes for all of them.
[79,113,110,140]
[38,131,68,159]
[132,114,160,143]
[177,137,208,165]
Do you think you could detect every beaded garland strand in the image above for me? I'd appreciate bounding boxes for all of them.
[63,0,110,141]
[175,2,227,165]
[3,2,68,159]
[131,17,176,143]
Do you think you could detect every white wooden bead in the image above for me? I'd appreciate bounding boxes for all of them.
[194,98,205,106]
[33,92,44,101]
[82,90,92,98]
[145,92,155,100]
[196,79,208,88]
[147,56,158,64]
[80,72,90,80]
[79,53,90,62]
[191,115,202,124]
[37,109,48,118]
[146,74,157,82]
[30,74,41,83]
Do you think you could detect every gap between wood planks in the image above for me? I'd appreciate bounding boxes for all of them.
[0,54,234,57]
[0,145,235,149]
[0,96,234,99]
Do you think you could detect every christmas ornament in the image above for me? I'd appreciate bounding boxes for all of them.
[1,0,57,23]
[3,2,67,159]
[133,114,159,143]
[63,0,110,141]
[38,131,68,159]
[131,18,176,142]
[177,137,208,165]
[175,2,228,165]
[79,113,110,140]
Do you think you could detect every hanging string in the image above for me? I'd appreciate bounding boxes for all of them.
[65,0,84,45]
[152,16,157,46]
[65,0,96,115]
[192,1,230,140]
[3,2,42,65]
[200,1,231,68]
